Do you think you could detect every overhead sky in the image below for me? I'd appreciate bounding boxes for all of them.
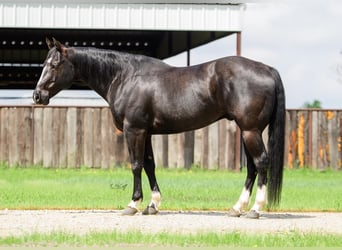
[165,0,342,109]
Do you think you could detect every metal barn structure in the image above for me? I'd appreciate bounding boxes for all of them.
[0,0,245,89]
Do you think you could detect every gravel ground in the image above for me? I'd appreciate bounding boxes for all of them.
[1,210,341,237]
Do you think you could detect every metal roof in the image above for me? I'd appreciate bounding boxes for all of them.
[4,1,245,4]
[0,2,243,31]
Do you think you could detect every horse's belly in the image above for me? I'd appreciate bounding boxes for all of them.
[150,111,222,134]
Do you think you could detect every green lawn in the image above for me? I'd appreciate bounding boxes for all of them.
[0,166,341,212]
[1,166,342,247]
[1,230,342,247]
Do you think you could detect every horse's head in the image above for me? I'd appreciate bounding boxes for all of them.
[33,38,75,105]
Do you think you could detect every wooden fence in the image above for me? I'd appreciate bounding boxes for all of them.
[285,109,342,170]
[0,106,341,170]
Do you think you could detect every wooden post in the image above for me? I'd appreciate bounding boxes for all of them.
[184,31,195,169]
[236,32,241,57]
[235,32,242,170]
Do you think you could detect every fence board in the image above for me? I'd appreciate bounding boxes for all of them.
[162,135,168,167]
[208,122,219,169]
[168,134,178,168]
[317,111,327,169]
[0,108,9,163]
[19,107,33,166]
[93,108,102,168]
[58,108,68,167]
[100,108,110,168]
[1,106,342,170]
[193,129,202,167]
[177,133,185,168]
[8,108,19,166]
[297,111,305,167]
[51,108,61,167]
[17,108,25,165]
[287,110,297,168]
[226,121,237,170]
[218,120,227,170]
[67,107,77,167]
[83,109,94,167]
[201,127,209,169]
[152,135,163,167]
[113,130,126,166]
[75,108,84,167]
[42,108,53,167]
[109,117,119,167]
[311,111,318,169]
[184,131,194,169]
[327,111,338,170]
[33,108,43,165]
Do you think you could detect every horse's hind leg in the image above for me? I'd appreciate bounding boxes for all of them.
[230,130,268,219]
[243,130,269,218]
[228,145,257,217]
[142,135,161,215]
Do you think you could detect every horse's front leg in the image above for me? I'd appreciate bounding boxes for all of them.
[142,135,161,215]
[122,126,146,216]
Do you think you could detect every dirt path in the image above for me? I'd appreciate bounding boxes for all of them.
[1,210,341,237]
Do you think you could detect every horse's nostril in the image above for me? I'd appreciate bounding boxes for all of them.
[33,91,41,103]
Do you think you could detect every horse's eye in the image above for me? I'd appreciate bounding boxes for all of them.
[51,61,58,68]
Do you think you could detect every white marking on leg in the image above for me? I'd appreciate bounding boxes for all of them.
[251,184,267,212]
[148,191,161,210]
[233,187,250,212]
[128,199,141,209]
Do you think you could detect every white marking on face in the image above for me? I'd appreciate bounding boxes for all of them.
[233,187,250,212]
[37,57,53,88]
[251,184,267,212]
[37,65,48,87]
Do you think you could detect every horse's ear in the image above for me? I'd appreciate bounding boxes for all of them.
[46,37,53,50]
[52,37,63,51]
[52,37,67,55]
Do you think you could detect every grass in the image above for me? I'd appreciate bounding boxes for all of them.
[1,230,342,247]
[1,165,342,247]
[0,165,341,211]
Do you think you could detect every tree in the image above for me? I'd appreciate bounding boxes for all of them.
[302,99,322,108]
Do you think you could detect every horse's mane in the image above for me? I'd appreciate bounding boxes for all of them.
[71,47,168,78]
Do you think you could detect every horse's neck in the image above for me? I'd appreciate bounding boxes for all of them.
[71,48,125,100]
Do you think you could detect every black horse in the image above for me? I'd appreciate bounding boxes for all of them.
[33,38,285,219]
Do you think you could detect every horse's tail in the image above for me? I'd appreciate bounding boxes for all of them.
[267,68,286,207]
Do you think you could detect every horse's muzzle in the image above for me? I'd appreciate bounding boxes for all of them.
[33,89,50,105]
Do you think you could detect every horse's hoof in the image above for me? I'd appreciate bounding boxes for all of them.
[142,205,159,215]
[122,207,138,216]
[246,210,260,219]
[227,208,241,217]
